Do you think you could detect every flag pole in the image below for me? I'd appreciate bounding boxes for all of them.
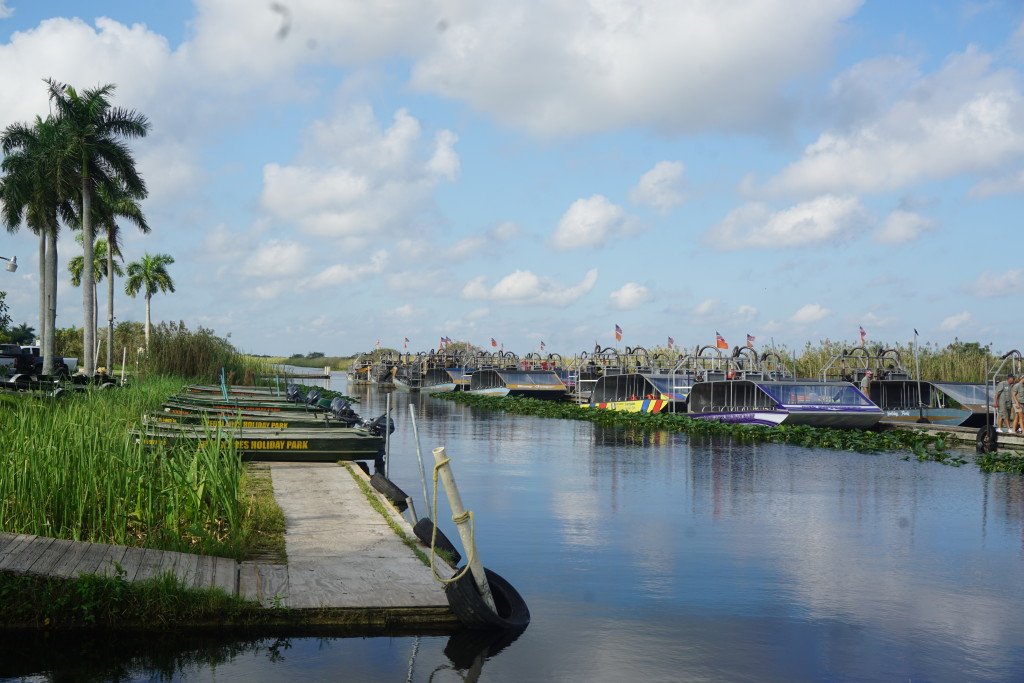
[914,329,928,423]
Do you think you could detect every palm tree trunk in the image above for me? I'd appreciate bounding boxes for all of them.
[82,175,95,375]
[42,229,58,376]
[144,292,152,352]
[37,233,45,347]
[106,247,114,372]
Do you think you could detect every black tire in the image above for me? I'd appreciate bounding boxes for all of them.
[370,472,409,512]
[413,517,462,567]
[976,426,998,453]
[445,566,530,630]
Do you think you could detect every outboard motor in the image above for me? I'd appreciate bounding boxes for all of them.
[330,397,359,423]
[305,388,322,406]
[364,414,396,437]
[285,384,303,402]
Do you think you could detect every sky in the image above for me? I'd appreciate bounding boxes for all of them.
[0,0,1023,358]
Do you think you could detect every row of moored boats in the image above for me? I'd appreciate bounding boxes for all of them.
[348,345,1022,430]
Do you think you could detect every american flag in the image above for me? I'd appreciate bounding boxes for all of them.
[615,324,622,342]
[491,337,498,347]
[540,340,546,350]
[667,336,674,349]
[715,332,728,349]
[859,326,866,344]
[403,337,409,349]
[746,334,755,348]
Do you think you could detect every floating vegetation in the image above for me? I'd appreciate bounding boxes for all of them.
[435,393,954,458]
[975,452,1024,474]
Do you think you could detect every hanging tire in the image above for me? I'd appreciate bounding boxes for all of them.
[370,472,409,512]
[413,517,462,567]
[976,426,998,453]
[445,566,530,630]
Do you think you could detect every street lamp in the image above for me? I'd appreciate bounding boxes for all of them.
[1,255,16,272]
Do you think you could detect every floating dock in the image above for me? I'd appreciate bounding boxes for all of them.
[0,463,457,627]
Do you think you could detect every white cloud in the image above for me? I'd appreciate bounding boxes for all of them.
[940,311,974,331]
[628,161,686,212]
[966,269,1024,297]
[411,0,861,137]
[550,195,639,249]
[761,47,1024,197]
[466,308,491,319]
[735,305,759,321]
[389,304,424,319]
[789,304,831,324]
[874,210,936,244]
[706,196,870,250]
[239,239,310,278]
[462,268,598,307]
[969,168,1024,197]
[261,106,458,243]
[862,311,899,327]
[609,283,650,310]
[693,298,720,316]
[0,1,12,19]
[300,250,389,289]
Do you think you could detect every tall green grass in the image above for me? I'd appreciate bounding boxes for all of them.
[142,321,273,383]
[0,378,273,559]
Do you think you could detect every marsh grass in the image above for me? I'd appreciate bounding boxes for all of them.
[0,378,282,560]
[142,321,274,384]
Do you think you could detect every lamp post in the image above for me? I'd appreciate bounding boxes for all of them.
[1,255,16,272]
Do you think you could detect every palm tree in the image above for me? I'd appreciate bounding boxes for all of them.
[84,179,148,369]
[69,235,123,367]
[125,253,175,351]
[46,78,149,375]
[1,115,77,375]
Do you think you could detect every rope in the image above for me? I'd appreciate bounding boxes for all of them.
[429,455,476,584]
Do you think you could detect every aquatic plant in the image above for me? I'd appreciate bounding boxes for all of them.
[434,393,952,458]
[0,378,280,559]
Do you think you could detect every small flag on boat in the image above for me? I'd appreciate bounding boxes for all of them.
[746,334,755,348]
[859,326,866,344]
[615,324,623,342]
[667,336,674,349]
[491,337,498,347]
[404,337,409,349]
[374,339,380,347]
[716,331,728,349]
[540,340,546,350]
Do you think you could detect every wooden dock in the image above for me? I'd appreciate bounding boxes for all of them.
[881,421,1024,450]
[0,462,457,626]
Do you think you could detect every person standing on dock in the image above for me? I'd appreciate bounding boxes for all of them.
[1013,376,1024,434]
[994,375,1015,432]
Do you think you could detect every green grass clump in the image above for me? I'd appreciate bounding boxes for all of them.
[0,378,283,559]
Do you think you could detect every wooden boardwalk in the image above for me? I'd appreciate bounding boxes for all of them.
[0,462,456,624]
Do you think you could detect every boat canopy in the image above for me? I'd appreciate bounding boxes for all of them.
[929,382,989,407]
[760,383,874,406]
[589,373,690,402]
[688,380,874,415]
[470,368,566,391]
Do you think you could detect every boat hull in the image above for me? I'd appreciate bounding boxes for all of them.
[692,406,882,429]
[134,426,384,462]
[589,399,671,414]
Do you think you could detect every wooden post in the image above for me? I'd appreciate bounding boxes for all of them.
[324,366,331,390]
[432,446,496,613]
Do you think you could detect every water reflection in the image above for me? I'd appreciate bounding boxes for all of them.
[6,375,1024,681]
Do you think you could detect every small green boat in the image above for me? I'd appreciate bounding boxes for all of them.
[132,423,386,463]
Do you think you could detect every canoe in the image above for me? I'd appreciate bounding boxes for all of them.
[132,423,386,463]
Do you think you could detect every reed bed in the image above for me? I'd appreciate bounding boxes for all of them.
[0,378,275,559]
[142,321,274,384]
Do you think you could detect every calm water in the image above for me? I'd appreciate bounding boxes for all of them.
[4,373,1024,682]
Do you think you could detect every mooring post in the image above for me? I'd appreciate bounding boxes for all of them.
[324,365,331,390]
[432,446,497,613]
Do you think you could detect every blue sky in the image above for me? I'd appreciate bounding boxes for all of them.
[1,0,1022,357]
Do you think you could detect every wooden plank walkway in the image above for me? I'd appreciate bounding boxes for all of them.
[0,462,456,624]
